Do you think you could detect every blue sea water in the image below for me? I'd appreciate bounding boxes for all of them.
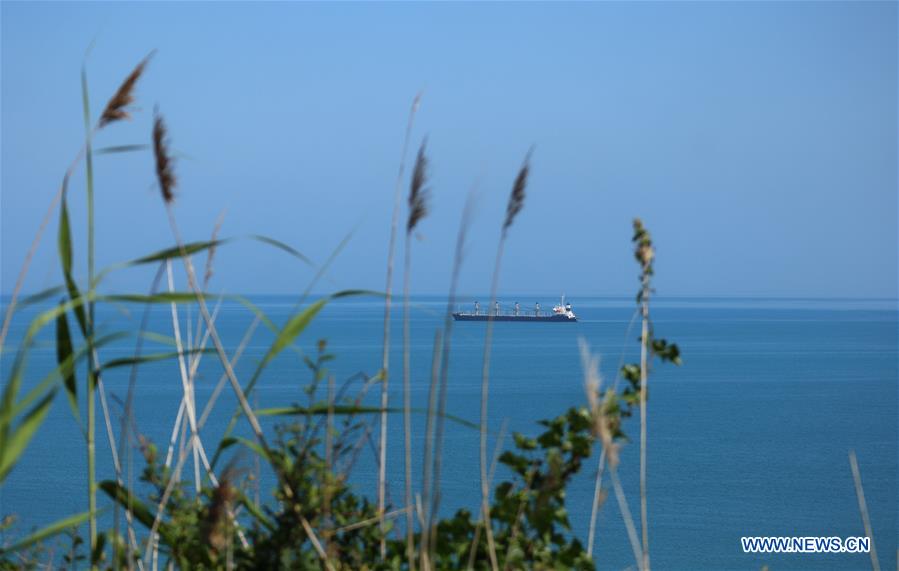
[1,295,896,570]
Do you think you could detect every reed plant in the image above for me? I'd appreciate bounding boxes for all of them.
[402,139,430,569]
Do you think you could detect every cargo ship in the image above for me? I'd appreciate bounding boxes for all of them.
[452,295,577,322]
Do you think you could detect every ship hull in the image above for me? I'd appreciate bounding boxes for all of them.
[452,313,576,322]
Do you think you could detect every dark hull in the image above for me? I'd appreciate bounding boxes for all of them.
[452,313,576,323]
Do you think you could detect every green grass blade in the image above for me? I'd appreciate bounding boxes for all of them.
[0,389,56,482]
[12,332,128,420]
[248,234,313,265]
[95,144,149,155]
[17,286,67,311]
[98,481,175,545]
[255,404,481,430]
[0,510,92,554]
[99,347,215,371]
[58,194,88,336]
[55,300,80,423]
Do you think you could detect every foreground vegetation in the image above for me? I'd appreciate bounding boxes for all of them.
[2,52,689,570]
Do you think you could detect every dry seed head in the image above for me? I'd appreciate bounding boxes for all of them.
[504,148,533,231]
[632,218,654,271]
[152,111,176,204]
[98,52,154,128]
[407,139,430,233]
[203,468,238,555]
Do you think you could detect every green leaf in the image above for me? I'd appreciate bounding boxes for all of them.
[262,298,327,368]
[95,144,149,155]
[98,481,175,545]
[238,493,274,531]
[127,240,229,266]
[104,292,204,304]
[18,286,67,310]
[219,436,270,463]
[99,347,215,371]
[12,332,128,420]
[248,234,312,265]
[0,510,92,554]
[58,194,88,337]
[0,390,56,482]
[55,300,80,423]
[255,404,481,431]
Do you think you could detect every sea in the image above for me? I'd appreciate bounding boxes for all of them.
[1,295,896,570]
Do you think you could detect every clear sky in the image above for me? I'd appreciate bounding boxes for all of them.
[2,2,896,298]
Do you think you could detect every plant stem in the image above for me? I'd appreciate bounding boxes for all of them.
[80,66,98,569]
[639,278,650,571]
[587,448,607,558]
[402,232,416,570]
[479,234,506,571]
[428,191,474,552]
[419,329,442,571]
[378,95,419,558]
[849,450,881,571]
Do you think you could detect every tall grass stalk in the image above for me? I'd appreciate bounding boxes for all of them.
[116,264,164,570]
[466,419,508,569]
[423,191,475,567]
[402,140,430,570]
[639,295,650,571]
[81,54,151,566]
[419,329,442,571]
[587,307,639,557]
[79,65,106,568]
[849,450,881,571]
[165,260,202,492]
[478,151,531,571]
[378,93,422,558]
[634,218,654,571]
[581,339,644,571]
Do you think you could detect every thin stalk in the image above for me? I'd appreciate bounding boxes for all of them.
[429,190,475,532]
[849,450,880,571]
[639,278,650,571]
[165,207,270,453]
[586,448,607,558]
[467,420,508,570]
[610,466,644,571]
[378,93,421,557]
[478,236,507,571]
[402,232,416,569]
[419,329,442,571]
[325,375,335,551]
[165,261,202,493]
[81,66,98,568]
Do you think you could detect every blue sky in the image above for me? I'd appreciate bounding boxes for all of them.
[2,2,896,298]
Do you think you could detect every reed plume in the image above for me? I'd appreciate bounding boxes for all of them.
[478,149,533,571]
[403,138,430,569]
[407,139,430,233]
[503,148,531,231]
[153,111,176,204]
[203,463,240,557]
[98,52,154,128]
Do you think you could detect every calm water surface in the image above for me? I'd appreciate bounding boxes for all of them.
[1,296,896,570]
